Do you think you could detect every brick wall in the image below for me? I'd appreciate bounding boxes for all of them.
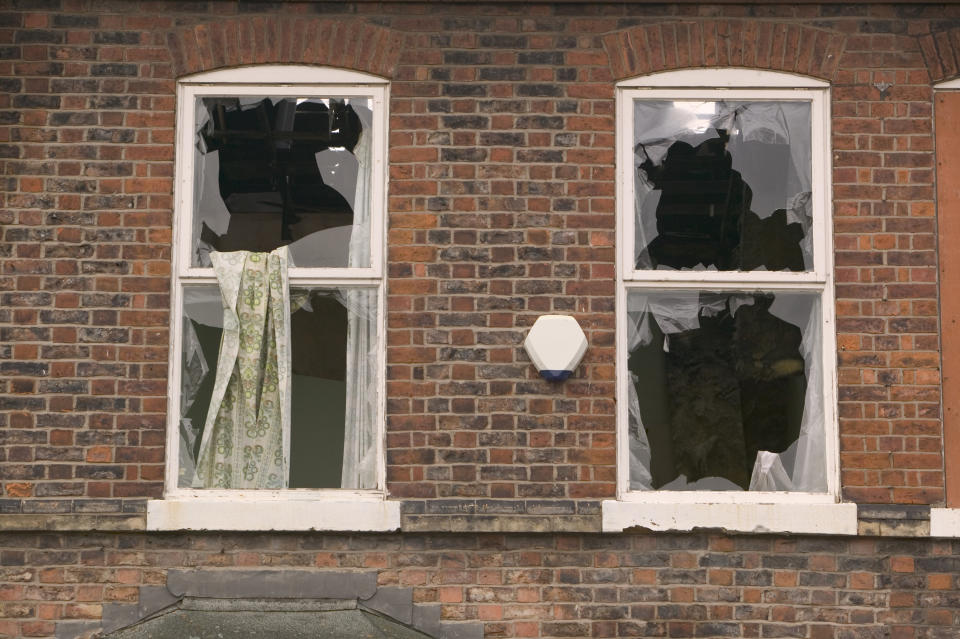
[0,0,949,505]
[2,0,960,637]
[2,531,960,638]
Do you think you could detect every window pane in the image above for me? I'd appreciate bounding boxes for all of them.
[626,289,824,492]
[633,100,813,272]
[178,285,378,489]
[191,96,373,269]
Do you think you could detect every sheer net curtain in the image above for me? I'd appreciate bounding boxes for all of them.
[626,294,826,492]
[340,103,378,490]
[191,100,230,268]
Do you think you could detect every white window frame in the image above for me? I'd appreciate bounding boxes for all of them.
[604,69,856,534]
[148,65,398,531]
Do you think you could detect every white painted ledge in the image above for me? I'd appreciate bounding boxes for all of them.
[930,508,960,537]
[602,500,858,535]
[147,498,401,532]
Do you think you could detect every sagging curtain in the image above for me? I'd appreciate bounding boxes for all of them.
[194,247,292,489]
[340,103,378,490]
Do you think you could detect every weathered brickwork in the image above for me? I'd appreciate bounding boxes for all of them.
[0,1,949,506]
[829,29,943,508]
[2,531,960,639]
[2,0,960,636]
[383,19,619,504]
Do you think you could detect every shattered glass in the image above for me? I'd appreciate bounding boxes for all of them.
[191,96,373,269]
[178,285,378,489]
[626,290,825,492]
[633,100,813,272]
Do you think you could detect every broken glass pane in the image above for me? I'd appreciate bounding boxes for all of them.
[179,285,378,489]
[191,96,373,269]
[178,286,222,488]
[626,289,825,492]
[634,100,813,272]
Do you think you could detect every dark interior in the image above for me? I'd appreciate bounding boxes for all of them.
[628,292,808,490]
[180,289,350,489]
[636,123,807,272]
[196,97,362,257]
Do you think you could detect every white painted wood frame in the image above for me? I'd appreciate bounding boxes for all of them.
[151,66,397,531]
[605,69,852,534]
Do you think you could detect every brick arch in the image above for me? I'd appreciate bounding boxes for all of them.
[919,29,960,83]
[166,17,403,79]
[601,20,846,82]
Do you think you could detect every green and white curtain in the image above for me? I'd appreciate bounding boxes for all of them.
[189,102,378,491]
[194,248,292,489]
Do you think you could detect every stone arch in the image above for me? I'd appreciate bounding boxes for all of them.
[166,17,403,79]
[601,20,846,83]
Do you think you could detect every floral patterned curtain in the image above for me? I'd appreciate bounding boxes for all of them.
[194,247,292,489]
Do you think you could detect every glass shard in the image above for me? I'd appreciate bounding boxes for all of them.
[626,290,824,492]
[191,96,373,269]
[179,285,377,489]
[634,100,813,272]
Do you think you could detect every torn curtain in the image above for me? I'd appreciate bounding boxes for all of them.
[194,247,292,489]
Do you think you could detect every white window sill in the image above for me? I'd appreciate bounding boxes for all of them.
[602,499,858,535]
[930,508,960,537]
[147,496,401,532]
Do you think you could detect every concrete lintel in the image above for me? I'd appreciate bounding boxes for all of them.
[401,514,601,533]
[858,504,932,521]
[0,514,146,532]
